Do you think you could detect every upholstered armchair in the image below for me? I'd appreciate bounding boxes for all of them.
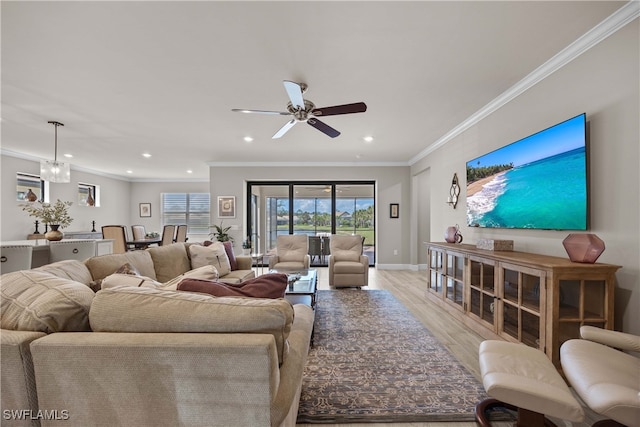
[328,234,368,288]
[561,326,640,427]
[268,234,310,270]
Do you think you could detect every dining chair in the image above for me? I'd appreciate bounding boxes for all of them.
[174,224,188,243]
[102,225,130,254]
[160,225,176,246]
[49,240,96,263]
[308,236,322,264]
[131,225,146,241]
[0,245,33,273]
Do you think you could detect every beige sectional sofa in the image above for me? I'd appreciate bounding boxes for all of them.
[0,243,314,427]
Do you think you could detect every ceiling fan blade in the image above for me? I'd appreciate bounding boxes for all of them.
[232,109,290,115]
[307,118,340,138]
[272,119,297,139]
[311,102,367,116]
[283,81,305,110]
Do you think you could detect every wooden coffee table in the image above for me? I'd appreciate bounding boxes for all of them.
[270,268,318,308]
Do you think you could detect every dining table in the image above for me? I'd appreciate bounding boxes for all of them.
[126,237,162,250]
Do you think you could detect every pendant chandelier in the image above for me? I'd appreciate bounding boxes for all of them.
[40,120,70,183]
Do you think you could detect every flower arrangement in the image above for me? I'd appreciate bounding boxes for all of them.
[21,199,73,228]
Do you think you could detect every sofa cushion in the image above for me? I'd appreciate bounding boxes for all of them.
[0,270,94,333]
[90,286,294,364]
[217,269,256,285]
[34,260,93,284]
[147,243,192,283]
[161,265,220,290]
[101,273,163,290]
[223,241,238,271]
[85,250,157,281]
[178,273,288,299]
[189,243,231,277]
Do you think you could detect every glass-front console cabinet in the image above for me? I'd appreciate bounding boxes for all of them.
[425,242,620,368]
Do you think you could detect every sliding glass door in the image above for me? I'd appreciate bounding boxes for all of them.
[247,181,375,266]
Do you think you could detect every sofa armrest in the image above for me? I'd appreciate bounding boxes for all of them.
[1,329,46,421]
[270,304,314,426]
[235,255,253,270]
[580,326,640,352]
[32,332,282,426]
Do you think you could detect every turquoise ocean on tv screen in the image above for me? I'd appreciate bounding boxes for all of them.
[467,146,587,229]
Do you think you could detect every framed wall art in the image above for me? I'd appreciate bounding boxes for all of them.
[218,196,236,218]
[139,203,152,218]
[390,203,399,219]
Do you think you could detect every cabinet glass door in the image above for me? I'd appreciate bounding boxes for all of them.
[468,259,496,328]
[428,249,444,294]
[500,265,543,349]
[445,253,464,307]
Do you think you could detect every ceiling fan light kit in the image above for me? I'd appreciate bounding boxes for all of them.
[232,80,367,139]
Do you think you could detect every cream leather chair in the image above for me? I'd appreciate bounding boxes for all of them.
[561,326,640,427]
[328,235,368,288]
[0,245,33,273]
[268,235,310,270]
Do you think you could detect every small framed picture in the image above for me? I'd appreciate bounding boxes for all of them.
[390,203,399,218]
[139,203,151,218]
[218,196,236,218]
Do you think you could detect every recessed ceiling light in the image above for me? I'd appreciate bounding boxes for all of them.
[142,153,152,158]
[363,136,374,143]
[244,136,254,142]
[126,170,133,174]
[63,153,73,158]
[187,170,193,174]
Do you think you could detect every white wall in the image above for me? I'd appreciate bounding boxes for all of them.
[410,21,639,334]
[129,181,210,241]
[1,155,131,241]
[209,165,411,266]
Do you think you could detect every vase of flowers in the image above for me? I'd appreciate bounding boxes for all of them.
[21,199,73,241]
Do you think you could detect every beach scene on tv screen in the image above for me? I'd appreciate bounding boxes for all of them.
[466,114,587,230]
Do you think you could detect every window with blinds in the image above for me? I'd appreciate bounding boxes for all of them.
[161,193,210,234]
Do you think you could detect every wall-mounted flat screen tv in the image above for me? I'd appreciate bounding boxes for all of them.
[466,113,588,230]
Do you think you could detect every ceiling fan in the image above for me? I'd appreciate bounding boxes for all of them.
[232,81,367,139]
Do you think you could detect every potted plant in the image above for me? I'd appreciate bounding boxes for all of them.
[21,199,73,241]
[242,237,252,255]
[209,221,234,243]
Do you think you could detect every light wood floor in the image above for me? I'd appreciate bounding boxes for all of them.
[297,267,598,427]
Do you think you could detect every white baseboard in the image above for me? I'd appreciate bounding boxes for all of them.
[376,263,428,271]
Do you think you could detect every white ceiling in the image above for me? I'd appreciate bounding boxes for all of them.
[0,1,626,181]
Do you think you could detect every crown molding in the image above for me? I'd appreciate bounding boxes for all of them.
[408,1,640,166]
[206,161,409,167]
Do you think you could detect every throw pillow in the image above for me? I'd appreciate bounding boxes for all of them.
[222,241,238,271]
[0,271,94,333]
[89,262,143,291]
[178,273,288,299]
[116,262,141,276]
[162,265,220,290]
[189,243,231,277]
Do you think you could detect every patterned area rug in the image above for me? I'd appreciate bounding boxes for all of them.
[297,289,489,423]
